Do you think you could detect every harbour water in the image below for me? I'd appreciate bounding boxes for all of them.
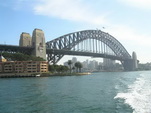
[0,71,151,113]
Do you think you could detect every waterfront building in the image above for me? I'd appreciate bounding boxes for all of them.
[14,61,24,73]
[0,56,7,73]
[0,61,48,73]
[0,64,2,72]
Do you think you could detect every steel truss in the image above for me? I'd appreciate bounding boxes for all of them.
[46,30,131,64]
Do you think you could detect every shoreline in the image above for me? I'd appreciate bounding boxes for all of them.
[0,72,91,78]
[0,73,39,78]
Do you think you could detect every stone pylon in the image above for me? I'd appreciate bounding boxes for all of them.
[32,29,46,60]
[19,32,32,47]
[132,51,138,70]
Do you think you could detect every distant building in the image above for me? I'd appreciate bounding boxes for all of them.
[103,58,115,71]
[0,61,48,73]
[82,61,88,69]
[72,57,77,65]
[64,62,68,67]
[89,60,96,70]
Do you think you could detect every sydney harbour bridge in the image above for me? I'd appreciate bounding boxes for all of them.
[0,29,138,71]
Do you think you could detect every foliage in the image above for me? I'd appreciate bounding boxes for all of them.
[48,64,69,73]
[72,67,75,73]
[2,52,45,61]
[74,62,83,73]
[48,65,55,72]
[67,60,72,73]
[60,65,69,72]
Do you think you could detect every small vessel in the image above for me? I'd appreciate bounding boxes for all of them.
[36,74,40,77]
[87,72,91,75]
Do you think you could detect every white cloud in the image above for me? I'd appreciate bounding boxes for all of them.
[108,25,151,46]
[117,0,151,10]
[14,0,151,63]
[107,25,151,63]
[33,0,107,25]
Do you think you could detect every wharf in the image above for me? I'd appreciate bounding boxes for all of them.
[0,73,38,78]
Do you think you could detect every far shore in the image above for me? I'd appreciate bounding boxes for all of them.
[0,72,92,78]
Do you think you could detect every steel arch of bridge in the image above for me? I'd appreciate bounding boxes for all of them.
[46,30,131,65]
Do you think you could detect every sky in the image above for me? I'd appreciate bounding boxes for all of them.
[1,0,151,64]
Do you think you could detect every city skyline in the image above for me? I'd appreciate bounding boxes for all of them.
[63,57,123,72]
[1,0,151,63]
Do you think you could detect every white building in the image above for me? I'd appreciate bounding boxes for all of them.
[72,57,77,65]
[103,58,115,71]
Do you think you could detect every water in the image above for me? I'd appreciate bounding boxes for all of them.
[0,71,151,113]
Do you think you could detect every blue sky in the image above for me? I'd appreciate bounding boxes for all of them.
[1,0,151,64]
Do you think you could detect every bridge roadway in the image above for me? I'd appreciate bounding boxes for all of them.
[46,49,129,61]
[0,44,33,55]
[0,44,129,61]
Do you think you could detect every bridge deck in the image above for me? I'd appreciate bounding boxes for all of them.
[0,44,34,54]
[46,49,129,61]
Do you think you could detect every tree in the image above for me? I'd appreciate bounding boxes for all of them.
[78,62,83,72]
[48,65,55,72]
[75,62,79,73]
[75,62,83,73]
[2,52,45,61]
[49,65,69,73]
[54,65,60,73]
[60,65,69,73]
[68,60,72,73]
[72,67,75,73]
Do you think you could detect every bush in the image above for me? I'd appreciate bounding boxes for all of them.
[2,52,45,61]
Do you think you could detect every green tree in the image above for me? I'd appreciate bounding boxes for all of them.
[72,67,75,73]
[60,65,69,73]
[64,66,69,72]
[78,62,83,72]
[2,52,45,61]
[75,62,79,72]
[48,65,55,72]
[54,65,60,73]
[49,64,69,73]
[68,60,72,73]
[75,62,83,73]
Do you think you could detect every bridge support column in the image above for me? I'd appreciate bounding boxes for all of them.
[123,59,138,71]
[123,51,138,71]
[19,32,32,47]
[32,29,46,60]
[122,59,133,71]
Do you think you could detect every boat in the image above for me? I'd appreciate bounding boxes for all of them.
[36,74,40,77]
